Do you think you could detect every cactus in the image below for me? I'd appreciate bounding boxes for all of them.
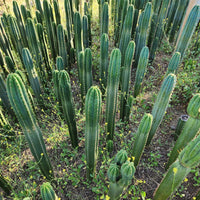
[105,49,121,141]
[21,5,29,23]
[52,70,60,103]
[57,24,68,70]
[133,46,149,98]
[36,10,43,24]
[35,0,44,19]
[5,56,15,72]
[101,2,109,36]
[119,5,134,66]
[6,73,54,180]
[166,52,181,75]
[120,41,135,121]
[154,134,200,200]
[22,48,42,101]
[85,86,101,180]
[0,50,9,76]
[84,1,92,46]
[114,149,128,165]
[0,107,9,128]
[53,0,61,26]
[40,182,57,200]
[56,56,64,71]
[166,94,200,169]
[78,51,85,102]
[134,3,151,67]
[107,163,120,183]
[147,74,176,145]
[59,70,78,148]
[169,0,189,43]
[100,33,109,94]
[131,113,153,167]
[82,15,89,49]
[175,5,200,60]
[0,174,12,195]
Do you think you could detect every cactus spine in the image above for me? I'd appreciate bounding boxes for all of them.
[85,86,102,180]
[147,74,176,145]
[133,46,149,98]
[6,73,54,180]
[175,5,200,60]
[120,41,135,121]
[166,52,181,75]
[40,182,57,200]
[106,49,121,142]
[154,134,200,200]
[0,174,12,195]
[59,70,78,148]
[100,33,109,94]
[22,48,42,101]
[166,94,200,169]
[101,2,109,36]
[132,113,153,167]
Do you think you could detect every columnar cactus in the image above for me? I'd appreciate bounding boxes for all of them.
[131,113,153,167]
[35,0,44,19]
[56,56,64,71]
[5,56,15,72]
[52,70,60,103]
[100,33,109,94]
[85,86,101,180]
[84,1,92,46]
[57,24,68,69]
[36,10,43,24]
[53,0,61,26]
[6,73,54,180]
[154,134,200,200]
[133,46,149,98]
[82,15,89,49]
[0,173,12,195]
[59,70,78,148]
[21,5,29,23]
[166,94,200,169]
[22,48,42,101]
[166,52,181,75]
[40,182,57,200]
[175,5,200,60]
[120,41,135,121]
[147,73,176,145]
[105,49,121,142]
[101,2,109,36]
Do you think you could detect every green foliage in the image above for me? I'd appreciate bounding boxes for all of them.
[0,173,12,195]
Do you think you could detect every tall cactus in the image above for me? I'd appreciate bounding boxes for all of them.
[120,41,135,121]
[147,73,176,145]
[166,94,200,169]
[175,5,200,60]
[5,56,15,72]
[6,73,54,180]
[22,48,42,101]
[166,52,181,75]
[154,134,200,200]
[85,86,102,180]
[56,56,64,71]
[36,10,43,24]
[101,2,109,36]
[35,0,44,19]
[40,182,57,200]
[0,174,12,195]
[133,46,149,98]
[131,113,153,167]
[100,33,109,94]
[59,70,78,148]
[53,0,61,26]
[106,49,121,142]
[82,15,89,49]
[57,24,68,70]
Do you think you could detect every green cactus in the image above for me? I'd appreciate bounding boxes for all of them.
[147,74,176,145]
[84,1,92,46]
[21,5,29,23]
[57,24,68,70]
[22,48,42,101]
[175,5,200,60]
[115,149,128,165]
[59,70,78,148]
[120,41,135,121]
[56,56,64,71]
[0,174,12,195]
[105,49,121,142]
[40,182,57,200]
[133,46,149,98]
[100,33,109,94]
[101,2,109,36]
[5,56,15,72]
[82,15,89,49]
[166,52,181,75]
[85,86,102,180]
[53,0,61,26]
[36,10,43,24]
[119,5,134,67]
[52,70,60,104]
[78,51,85,102]
[131,113,153,167]
[107,163,120,183]
[121,161,135,186]
[6,73,54,180]
[166,94,200,169]
[35,0,44,19]
[154,134,200,200]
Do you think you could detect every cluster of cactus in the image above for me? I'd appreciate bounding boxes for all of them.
[6,73,54,180]
[85,86,101,180]
[166,93,200,169]
[107,150,135,200]
[40,182,58,200]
